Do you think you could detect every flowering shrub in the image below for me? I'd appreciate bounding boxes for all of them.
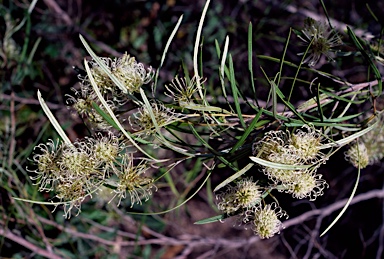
[22,0,384,241]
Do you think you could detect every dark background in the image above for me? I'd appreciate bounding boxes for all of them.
[1,0,384,258]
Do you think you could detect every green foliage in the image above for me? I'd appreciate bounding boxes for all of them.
[2,0,384,258]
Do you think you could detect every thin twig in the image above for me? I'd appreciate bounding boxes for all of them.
[285,4,374,39]
[42,0,72,25]
[0,93,62,109]
[284,188,384,229]
[42,0,122,57]
[17,189,380,258]
[0,227,63,259]
[376,182,384,259]
[282,79,381,117]
[8,92,16,165]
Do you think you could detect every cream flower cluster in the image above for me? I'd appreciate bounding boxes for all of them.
[216,178,261,215]
[345,115,384,168]
[216,178,286,239]
[129,100,184,137]
[252,125,328,200]
[86,53,154,95]
[215,126,330,238]
[66,85,116,130]
[67,53,154,131]
[29,133,155,218]
[244,202,287,239]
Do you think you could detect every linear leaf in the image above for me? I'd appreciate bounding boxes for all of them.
[320,160,361,236]
[213,163,254,192]
[230,108,263,153]
[37,90,72,145]
[249,156,311,170]
[194,214,226,225]
[228,54,246,128]
[153,15,184,91]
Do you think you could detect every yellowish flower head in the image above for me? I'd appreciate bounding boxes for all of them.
[244,203,287,239]
[216,178,261,215]
[345,142,369,169]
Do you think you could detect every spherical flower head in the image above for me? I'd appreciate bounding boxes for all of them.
[130,101,182,136]
[85,132,123,170]
[89,65,116,92]
[263,152,300,183]
[345,142,369,169]
[113,154,156,207]
[284,172,328,200]
[360,116,384,165]
[66,86,116,131]
[55,179,86,218]
[113,53,154,94]
[244,203,287,239]
[82,53,153,95]
[58,142,98,179]
[216,191,239,215]
[252,130,290,158]
[165,75,206,107]
[29,139,62,191]
[234,179,262,208]
[291,125,324,162]
[216,178,261,215]
[253,130,302,183]
[298,18,342,66]
[253,127,327,184]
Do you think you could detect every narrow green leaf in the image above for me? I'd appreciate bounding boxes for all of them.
[13,197,65,206]
[163,171,180,197]
[27,37,41,64]
[213,163,254,192]
[153,15,184,91]
[230,108,263,153]
[91,102,119,130]
[320,119,378,149]
[37,90,72,145]
[248,22,256,98]
[277,27,291,88]
[319,0,334,30]
[193,0,211,101]
[321,113,363,123]
[347,27,382,95]
[228,54,246,129]
[366,4,379,22]
[220,36,230,101]
[315,83,325,122]
[194,214,226,225]
[249,156,311,170]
